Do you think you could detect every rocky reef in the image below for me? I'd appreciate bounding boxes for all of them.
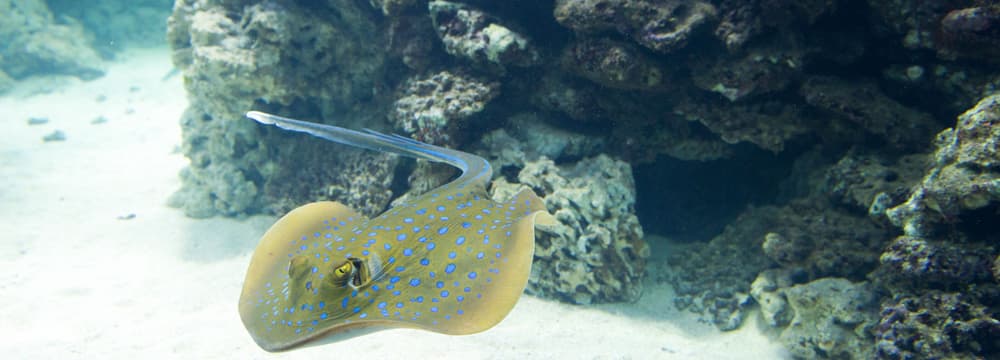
[0,0,172,93]
[166,1,1000,358]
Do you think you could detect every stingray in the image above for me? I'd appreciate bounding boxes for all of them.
[238,111,555,351]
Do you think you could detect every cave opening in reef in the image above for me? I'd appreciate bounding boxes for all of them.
[634,143,800,242]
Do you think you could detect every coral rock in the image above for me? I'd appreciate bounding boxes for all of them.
[875,291,1000,359]
[554,0,717,54]
[800,76,939,150]
[878,236,994,288]
[939,5,1000,63]
[887,94,1000,238]
[561,37,665,91]
[428,1,539,71]
[167,0,389,217]
[823,150,926,217]
[780,278,878,360]
[492,155,649,304]
[392,70,499,145]
[0,0,105,81]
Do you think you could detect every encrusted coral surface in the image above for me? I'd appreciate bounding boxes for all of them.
[493,155,648,304]
[875,291,1000,359]
[391,70,499,145]
[429,1,539,71]
[561,37,665,91]
[167,0,390,217]
[780,278,879,359]
[888,94,1000,238]
[554,0,717,54]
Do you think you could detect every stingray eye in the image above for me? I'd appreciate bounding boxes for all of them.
[334,262,353,277]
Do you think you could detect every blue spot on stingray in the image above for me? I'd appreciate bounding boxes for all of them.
[427,242,436,250]
[416,208,427,215]
[437,205,446,212]
[403,217,414,223]
[457,295,465,302]
[318,301,326,309]
[341,298,349,308]
[395,266,406,273]
[441,290,450,297]
[384,243,392,250]
[396,234,407,241]
[464,287,471,292]
[420,258,430,266]
[438,227,449,235]
[476,252,484,259]
[436,281,444,288]
[396,302,404,308]
[457,309,465,315]
[448,251,457,259]
[300,245,308,251]
[430,307,439,313]
[362,250,370,256]
[403,248,414,256]
[311,266,318,273]
[462,222,471,228]
[409,278,421,286]
[456,236,466,245]
[445,264,456,274]
[390,276,400,283]
[468,272,478,279]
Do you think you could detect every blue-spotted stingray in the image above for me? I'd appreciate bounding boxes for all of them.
[239,111,555,351]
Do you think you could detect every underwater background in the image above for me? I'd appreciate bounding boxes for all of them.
[2,0,999,359]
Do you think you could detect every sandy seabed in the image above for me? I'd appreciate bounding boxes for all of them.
[0,48,789,359]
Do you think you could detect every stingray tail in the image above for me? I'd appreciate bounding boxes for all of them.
[246,111,492,185]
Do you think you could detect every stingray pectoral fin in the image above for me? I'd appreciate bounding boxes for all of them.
[239,201,367,351]
[430,188,554,335]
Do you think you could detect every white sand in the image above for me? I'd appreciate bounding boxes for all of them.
[0,48,789,359]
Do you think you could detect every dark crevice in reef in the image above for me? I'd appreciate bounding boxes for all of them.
[956,202,1000,243]
[634,143,802,242]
